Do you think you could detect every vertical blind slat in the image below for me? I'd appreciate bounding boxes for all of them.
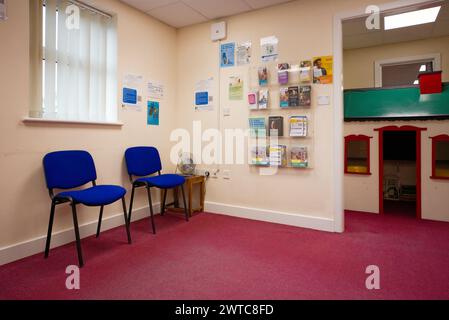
[40,1,116,122]
[44,0,57,117]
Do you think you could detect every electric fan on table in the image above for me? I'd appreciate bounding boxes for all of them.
[176,152,196,176]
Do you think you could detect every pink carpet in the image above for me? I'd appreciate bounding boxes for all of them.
[1,211,449,300]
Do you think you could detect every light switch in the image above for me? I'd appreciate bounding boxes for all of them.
[317,96,330,106]
[223,107,231,117]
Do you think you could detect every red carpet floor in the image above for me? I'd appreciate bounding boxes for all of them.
[1,211,449,300]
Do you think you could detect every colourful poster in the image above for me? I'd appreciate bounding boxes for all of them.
[147,101,159,126]
[220,42,235,68]
[229,76,244,100]
[313,56,333,84]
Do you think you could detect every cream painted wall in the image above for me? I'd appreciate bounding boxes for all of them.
[344,36,449,89]
[0,0,177,249]
[174,0,392,226]
[344,121,449,222]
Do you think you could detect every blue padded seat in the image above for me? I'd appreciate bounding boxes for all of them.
[137,174,185,189]
[57,185,126,207]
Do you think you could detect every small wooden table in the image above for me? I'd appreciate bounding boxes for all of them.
[163,175,206,217]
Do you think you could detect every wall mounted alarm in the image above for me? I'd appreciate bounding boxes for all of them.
[211,21,226,41]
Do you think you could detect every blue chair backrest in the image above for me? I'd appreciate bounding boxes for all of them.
[125,147,162,177]
[43,150,97,190]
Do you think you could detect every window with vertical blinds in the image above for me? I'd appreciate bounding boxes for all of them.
[29,0,117,122]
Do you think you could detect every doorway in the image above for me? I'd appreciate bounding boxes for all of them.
[376,126,426,219]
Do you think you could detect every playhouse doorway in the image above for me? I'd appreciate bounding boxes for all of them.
[376,126,426,219]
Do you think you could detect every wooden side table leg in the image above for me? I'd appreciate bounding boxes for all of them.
[188,181,193,217]
[200,179,205,212]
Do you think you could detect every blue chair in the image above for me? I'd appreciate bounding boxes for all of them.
[125,147,189,234]
[43,150,131,267]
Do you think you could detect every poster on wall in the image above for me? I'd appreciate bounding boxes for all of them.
[122,73,143,110]
[260,36,278,62]
[147,101,160,126]
[147,80,164,100]
[195,77,214,111]
[236,41,252,66]
[229,76,244,100]
[123,88,137,105]
[313,56,333,84]
[220,42,235,68]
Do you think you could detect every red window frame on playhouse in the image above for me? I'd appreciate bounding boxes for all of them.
[430,134,449,180]
[344,135,372,175]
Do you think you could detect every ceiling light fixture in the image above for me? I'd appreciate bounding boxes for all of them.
[384,6,441,30]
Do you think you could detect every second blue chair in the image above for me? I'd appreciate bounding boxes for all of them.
[125,147,189,234]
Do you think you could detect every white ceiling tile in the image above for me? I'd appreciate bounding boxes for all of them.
[183,0,251,19]
[432,19,449,37]
[343,33,383,50]
[343,1,449,49]
[121,0,179,12]
[382,24,434,44]
[148,2,208,28]
[244,0,292,9]
[343,17,374,37]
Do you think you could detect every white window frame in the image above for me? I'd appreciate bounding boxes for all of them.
[26,0,121,127]
[374,53,441,87]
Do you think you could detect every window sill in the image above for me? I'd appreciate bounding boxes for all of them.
[23,117,124,127]
[345,171,372,176]
[430,176,449,180]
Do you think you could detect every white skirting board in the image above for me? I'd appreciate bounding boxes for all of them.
[0,205,159,266]
[205,201,335,232]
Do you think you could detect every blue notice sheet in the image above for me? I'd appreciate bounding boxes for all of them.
[195,92,209,105]
[123,87,137,105]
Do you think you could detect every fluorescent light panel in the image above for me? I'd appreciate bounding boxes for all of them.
[384,6,441,30]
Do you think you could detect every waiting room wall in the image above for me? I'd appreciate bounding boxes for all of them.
[0,0,178,264]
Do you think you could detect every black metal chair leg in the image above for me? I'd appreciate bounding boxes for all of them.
[128,185,135,225]
[122,197,132,244]
[161,189,167,216]
[181,185,189,222]
[96,206,104,238]
[44,200,56,258]
[71,203,84,267]
[146,186,156,234]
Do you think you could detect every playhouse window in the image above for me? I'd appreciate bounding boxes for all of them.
[431,135,449,179]
[345,135,371,175]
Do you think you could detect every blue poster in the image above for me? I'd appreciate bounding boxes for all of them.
[195,92,209,105]
[220,42,235,68]
[123,87,137,105]
[147,101,159,126]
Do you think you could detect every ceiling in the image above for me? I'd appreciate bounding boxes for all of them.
[119,0,293,28]
[343,1,449,50]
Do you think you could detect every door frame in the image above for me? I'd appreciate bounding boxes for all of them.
[333,0,438,231]
[374,125,427,218]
